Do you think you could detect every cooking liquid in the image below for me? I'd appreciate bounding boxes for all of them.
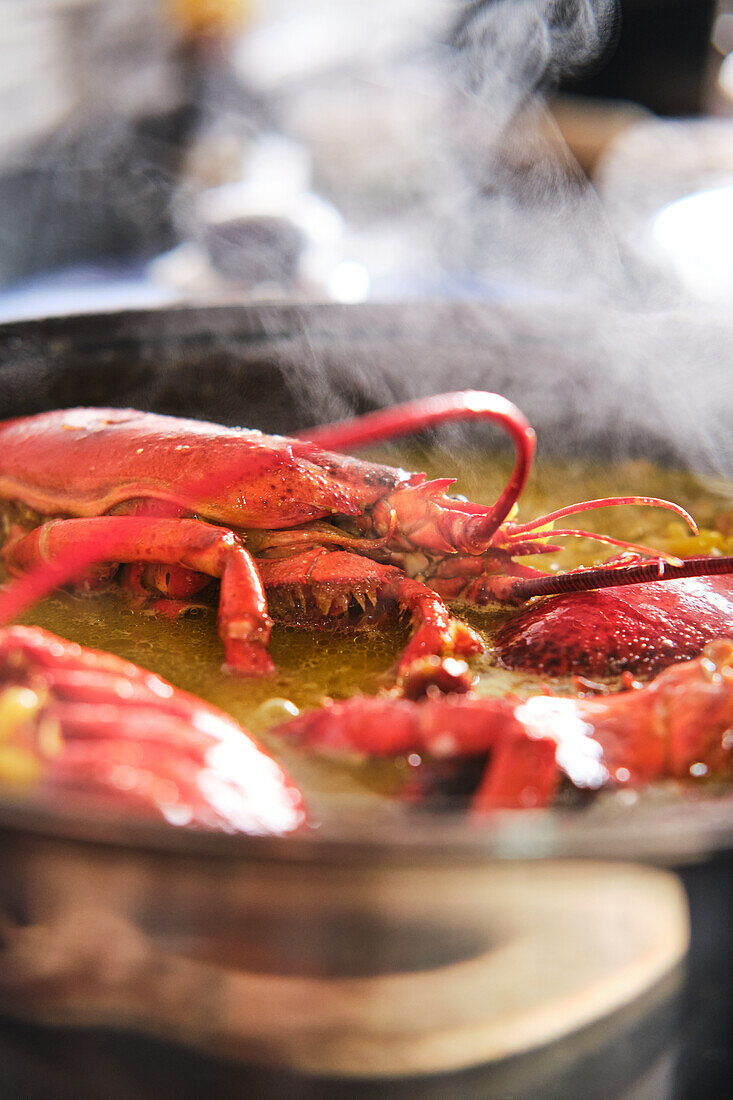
[11,452,732,815]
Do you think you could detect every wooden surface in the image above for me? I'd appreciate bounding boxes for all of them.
[0,852,690,1078]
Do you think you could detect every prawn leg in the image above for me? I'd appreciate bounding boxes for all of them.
[257,549,483,681]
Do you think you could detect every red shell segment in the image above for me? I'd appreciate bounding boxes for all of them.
[0,408,421,528]
[0,625,305,834]
[494,575,733,677]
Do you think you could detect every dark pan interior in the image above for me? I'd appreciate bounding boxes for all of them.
[1,301,731,474]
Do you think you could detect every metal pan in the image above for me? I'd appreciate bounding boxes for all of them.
[0,301,730,1091]
[0,299,732,861]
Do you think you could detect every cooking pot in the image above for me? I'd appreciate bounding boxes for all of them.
[0,301,731,1098]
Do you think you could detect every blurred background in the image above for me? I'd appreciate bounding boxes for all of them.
[0,0,731,318]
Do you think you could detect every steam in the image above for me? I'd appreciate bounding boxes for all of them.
[247,0,733,479]
[426,0,644,304]
[262,1,648,304]
[448,0,616,126]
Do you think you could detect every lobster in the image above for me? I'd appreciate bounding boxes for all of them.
[1,392,732,689]
[277,641,733,812]
[0,624,304,834]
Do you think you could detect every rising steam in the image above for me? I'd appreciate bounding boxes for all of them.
[428,0,639,303]
[448,0,617,126]
[259,1,733,480]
